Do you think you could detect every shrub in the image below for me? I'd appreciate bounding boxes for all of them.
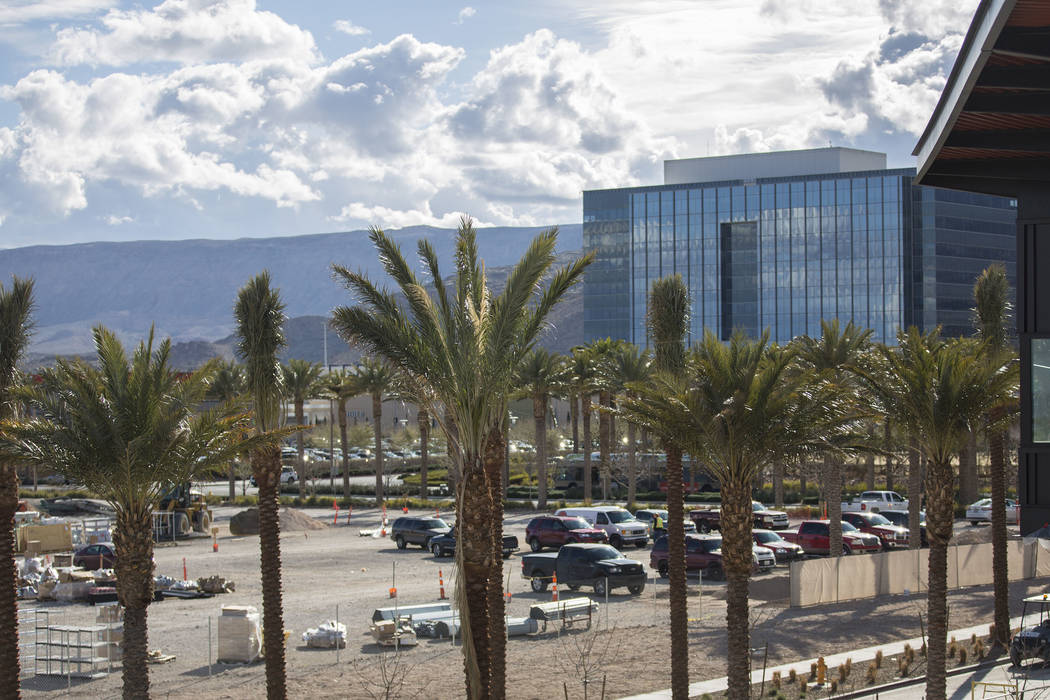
[959,647,968,665]
[830,680,838,694]
[949,637,958,659]
[788,669,797,684]
[865,663,877,684]
[874,650,883,669]
[898,658,910,677]
[771,671,781,690]
[903,643,914,664]
[837,663,847,683]
[975,638,986,659]
[798,678,807,696]
[809,662,817,680]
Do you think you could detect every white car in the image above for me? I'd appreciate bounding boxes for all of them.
[752,544,776,571]
[966,497,1017,525]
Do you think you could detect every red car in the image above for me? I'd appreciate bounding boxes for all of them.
[525,515,608,552]
[841,512,909,550]
[782,520,881,555]
[73,542,116,570]
[650,533,767,579]
[753,529,804,561]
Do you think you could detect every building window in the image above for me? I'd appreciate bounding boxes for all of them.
[1033,339,1050,443]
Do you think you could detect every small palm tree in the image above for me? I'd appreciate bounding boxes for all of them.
[856,328,1016,700]
[608,344,651,505]
[588,338,625,500]
[3,327,250,700]
[208,361,246,498]
[569,347,597,502]
[234,272,289,700]
[281,359,324,498]
[973,264,1016,646]
[318,369,360,500]
[352,356,396,506]
[514,349,567,509]
[331,219,588,699]
[794,320,872,559]
[0,276,32,698]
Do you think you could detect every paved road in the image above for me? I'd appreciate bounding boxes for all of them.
[196,474,404,497]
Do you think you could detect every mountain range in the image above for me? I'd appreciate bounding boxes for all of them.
[0,224,583,368]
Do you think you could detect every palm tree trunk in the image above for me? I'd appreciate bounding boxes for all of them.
[988,408,1010,645]
[483,426,507,699]
[228,461,236,500]
[908,438,922,549]
[372,393,384,506]
[827,454,843,558]
[866,452,875,492]
[925,458,955,700]
[599,390,611,500]
[773,462,784,509]
[112,501,155,700]
[418,407,430,500]
[958,430,978,508]
[884,421,895,491]
[799,469,807,505]
[722,474,753,700]
[254,444,287,700]
[296,399,307,499]
[665,445,689,700]
[582,397,592,503]
[627,421,637,506]
[456,452,491,699]
[339,400,350,501]
[0,462,21,699]
[445,406,461,496]
[570,391,579,452]
[534,396,548,509]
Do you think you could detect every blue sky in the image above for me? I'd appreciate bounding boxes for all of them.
[0,0,980,248]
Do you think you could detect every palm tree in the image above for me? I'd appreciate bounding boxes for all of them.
[794,320,872,559]
[609,344,651,506]
[0,276,32,698]
[588,338,624,500]
[514,348,567,509]
[352,356,396,506]
[209,361,246,499]
[319,369,359,500]
[234,272,290,700]
[281,359,324,498]
[330,219,589,699]
[3,327,250,700]
[856,328,1016,700]
[569,347,597,502]
[973,264,1015,645]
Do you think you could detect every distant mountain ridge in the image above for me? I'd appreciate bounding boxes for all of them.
[0,223,582,361]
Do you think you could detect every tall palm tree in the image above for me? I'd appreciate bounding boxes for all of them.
[0,276,32,699]
[234,272,289,700]
[319,369,359,500]
[281,359,324,498]
[856,328,1016,700]
[588,338,624,500]
[209,361,246,499]
[3,327,250,700]
[352,356,396,506]
[609,344,651,506]
[514,348,567,509]
[331,219,589,699]
[569,347,597,502]
[794,320,872,559]
[973,264,1015,645]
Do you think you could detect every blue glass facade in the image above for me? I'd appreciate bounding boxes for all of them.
[583,168,1016,345]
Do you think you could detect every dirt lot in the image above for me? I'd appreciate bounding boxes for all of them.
[18,507,1047,699]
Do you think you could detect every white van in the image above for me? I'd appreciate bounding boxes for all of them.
[554,506,649,549]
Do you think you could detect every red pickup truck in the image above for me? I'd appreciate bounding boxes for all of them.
[782,520,881,556]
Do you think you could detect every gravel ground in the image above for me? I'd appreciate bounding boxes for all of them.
[17,507,1042,699]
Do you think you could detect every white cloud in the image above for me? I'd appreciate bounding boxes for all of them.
[456,7,476,24]
[0,0,115,27]
[333,19,369,36]
[50,0,319,66]
[330,202,492,229]
[104,214,133,225]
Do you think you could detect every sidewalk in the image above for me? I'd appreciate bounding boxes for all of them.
[620,616,1025,699]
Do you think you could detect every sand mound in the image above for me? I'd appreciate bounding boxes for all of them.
[229,507,329,535]
[953,525,993,545]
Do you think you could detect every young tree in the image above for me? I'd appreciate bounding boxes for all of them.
[588,338,624,500]
[208,361,246,499]
[352,356,396,506]
[608,344,651,505]
[281,358,324,498]
[0,276,32,699]
[3,327,250,700]
[514,348,567,509]
[331,219,589,699]
[319,369,360,500]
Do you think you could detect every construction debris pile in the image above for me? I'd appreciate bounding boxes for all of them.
[229,507,328,536]
[301,620,347,649]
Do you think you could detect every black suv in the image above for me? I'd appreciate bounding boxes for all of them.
[390,516,451,550]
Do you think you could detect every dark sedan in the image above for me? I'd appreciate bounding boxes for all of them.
[73,542,116,570]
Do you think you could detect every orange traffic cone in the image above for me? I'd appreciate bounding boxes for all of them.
[438,569,447,600]
[388,587,397,598]
[551,572,558,602]
[402,504,408,514]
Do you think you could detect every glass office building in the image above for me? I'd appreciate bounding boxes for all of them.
[583,148,1016,346]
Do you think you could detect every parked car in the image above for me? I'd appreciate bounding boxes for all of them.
[554,506,648,549]
[521,543,646,595]
[782,520,881,555]
[690,501,789,533]
[841,511,909,550]
[250,465,297,486]
[966,497,1017,525]
[842,490,909,513]
[73,542,116,570]
[650,534,773,579]
[525,515,608,551]
[389,516,451,550]
[429,526,519,559]
[879,509,928,546]
[633,509,696,538]
[752,529,804,561]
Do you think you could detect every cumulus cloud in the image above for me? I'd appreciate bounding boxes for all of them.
[333,19,369,36]
[330,202,491,229]
[456,7,476,24]
[0,0,115,26]
[50,0,319,66]
[104,214,133,225]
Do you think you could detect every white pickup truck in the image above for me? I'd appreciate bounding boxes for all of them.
[842,490,909,513]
